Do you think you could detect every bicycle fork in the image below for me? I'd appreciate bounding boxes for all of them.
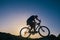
[40,27,45,32]
[35,26,45,32]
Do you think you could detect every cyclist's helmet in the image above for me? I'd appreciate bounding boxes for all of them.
[34,15,38,18]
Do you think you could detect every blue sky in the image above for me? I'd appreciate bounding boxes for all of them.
[0,0,60,36]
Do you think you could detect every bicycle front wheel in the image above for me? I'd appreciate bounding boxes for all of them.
[38,26,50,37]
[20,27,31,38]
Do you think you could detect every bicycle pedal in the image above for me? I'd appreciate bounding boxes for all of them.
[35,31,38,33]
[32,33,35,35]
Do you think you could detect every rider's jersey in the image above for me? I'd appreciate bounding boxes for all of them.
[27,15,35,25]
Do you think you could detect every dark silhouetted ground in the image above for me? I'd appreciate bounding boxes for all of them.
[0,32,60,40]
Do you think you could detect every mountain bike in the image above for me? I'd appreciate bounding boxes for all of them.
[20,22,50,38]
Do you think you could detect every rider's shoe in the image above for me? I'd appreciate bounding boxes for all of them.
[34,31,38,33]
[29,30,31,33]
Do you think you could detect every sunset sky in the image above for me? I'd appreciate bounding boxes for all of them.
[0,0,60,38]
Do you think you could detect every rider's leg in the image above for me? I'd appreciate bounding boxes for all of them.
[28,24,33,33]
[30,23,35,32]
[32,22,36,32]
[33,22,38,33]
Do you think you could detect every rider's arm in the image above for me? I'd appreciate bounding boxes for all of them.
[36,17,41,23]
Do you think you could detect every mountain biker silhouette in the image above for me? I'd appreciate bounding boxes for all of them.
[27,15,41,33]
[20,15,50,38]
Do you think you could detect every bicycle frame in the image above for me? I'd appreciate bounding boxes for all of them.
[34,22,41,32]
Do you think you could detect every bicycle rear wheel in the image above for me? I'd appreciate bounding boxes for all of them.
[20,27,31,38]
[38,26,50,37]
